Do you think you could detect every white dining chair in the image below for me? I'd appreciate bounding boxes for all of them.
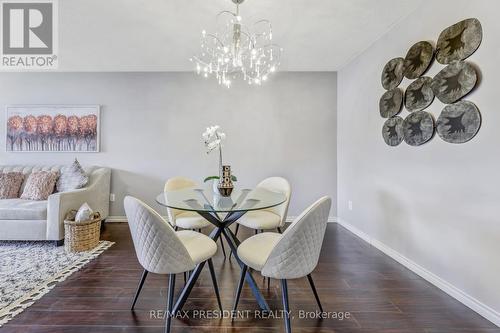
[124,196,222,333]
[235,177,291,235]
[164,176,226,258]
[232,196,331,333]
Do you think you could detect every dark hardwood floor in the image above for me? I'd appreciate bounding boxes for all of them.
[2,223,498,333]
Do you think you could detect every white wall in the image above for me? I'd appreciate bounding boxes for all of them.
[338,0,500,324]
[0,72,337,217]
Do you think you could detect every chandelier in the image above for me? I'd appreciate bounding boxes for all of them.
[190,0,282,87]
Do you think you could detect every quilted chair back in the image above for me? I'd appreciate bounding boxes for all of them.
[164,177,198,226]
[124,196,195,274]
[261,196,331,279]
[257,177,291,227]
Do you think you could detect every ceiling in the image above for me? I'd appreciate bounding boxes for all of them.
[58,0,424,71]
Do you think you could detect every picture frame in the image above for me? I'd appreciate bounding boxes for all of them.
[5,105,101,153]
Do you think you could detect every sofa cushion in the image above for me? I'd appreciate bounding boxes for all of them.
[0,199,47,220]
[0,172,24,199]
[56,159,89,192]
[21,171,59,200]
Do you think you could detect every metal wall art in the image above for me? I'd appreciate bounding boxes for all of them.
[403,111,435,146]
[381,57,405,90]
[380,18,482,147]
[405,77,434,112]
[431,60,477,104]
[437,101,481,144]
[382,116,404,146]
[436,18,482,64]
[380,88,403,118]
[404,41,434,79]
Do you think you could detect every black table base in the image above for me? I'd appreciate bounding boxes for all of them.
[171,210,270,313]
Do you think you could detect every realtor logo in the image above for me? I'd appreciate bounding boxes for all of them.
[1,0,58,69]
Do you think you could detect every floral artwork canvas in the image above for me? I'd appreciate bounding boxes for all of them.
[6,105,100,152]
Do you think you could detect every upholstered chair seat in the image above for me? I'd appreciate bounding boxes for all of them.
[237,232,281,270]
[236,211,281,230]
[176,230,217,264]
[175,212,211,230]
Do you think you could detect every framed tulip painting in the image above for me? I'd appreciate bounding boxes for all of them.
[5,105,100,152]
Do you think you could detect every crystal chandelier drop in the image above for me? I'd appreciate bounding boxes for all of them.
[190,0,282,88]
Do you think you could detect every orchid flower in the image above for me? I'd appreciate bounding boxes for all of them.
[203,125,225,154]
[203,125,227,180]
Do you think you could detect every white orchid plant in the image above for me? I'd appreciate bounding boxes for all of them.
[202,125,237,183]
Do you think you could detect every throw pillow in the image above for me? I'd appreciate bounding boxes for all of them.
[75,202,94,222]
[0,172,24,199]
[56,159,89,192]
[20,171,59,200]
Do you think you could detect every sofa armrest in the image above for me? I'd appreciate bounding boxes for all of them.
[46,168,111,240]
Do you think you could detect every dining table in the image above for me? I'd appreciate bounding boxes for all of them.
[156,186,287,313]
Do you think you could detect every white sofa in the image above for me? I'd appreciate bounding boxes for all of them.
[0,165,111,245]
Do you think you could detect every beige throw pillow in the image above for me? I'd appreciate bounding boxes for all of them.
[0,172,24,199]
[20,171,59,200]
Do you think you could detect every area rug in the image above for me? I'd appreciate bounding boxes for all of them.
[0,240,114,326]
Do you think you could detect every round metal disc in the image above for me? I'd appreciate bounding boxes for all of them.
[382,116,404,146]
[381,57,405,90]
[436,18,482,64]
[437,100,481,144]
[431,61,477,104]
[379,88,404,118]
[403,111,435,146]
[404,41,434,79]
[405,77,434,112]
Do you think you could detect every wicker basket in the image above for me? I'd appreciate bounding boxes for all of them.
[64,211,101,253]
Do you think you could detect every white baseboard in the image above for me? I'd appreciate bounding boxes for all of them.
[106,215,338,223]
[336,218,500,328]
[105,215,128,222]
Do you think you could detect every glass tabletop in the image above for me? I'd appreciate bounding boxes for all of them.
[156,187,286,213]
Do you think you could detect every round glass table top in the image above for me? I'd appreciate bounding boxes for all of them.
[156,187,286,213]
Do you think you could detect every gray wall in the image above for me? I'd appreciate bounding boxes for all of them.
[338,0,500,320]
[0,72,337,217]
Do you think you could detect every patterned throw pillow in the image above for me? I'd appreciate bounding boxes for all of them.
[0,172,24,199]
[20,171,59,200]
[56,159,89,192]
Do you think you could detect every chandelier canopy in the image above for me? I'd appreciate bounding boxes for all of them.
[190,0,282,87]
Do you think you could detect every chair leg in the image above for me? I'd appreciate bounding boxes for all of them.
[164,273,176,333]
[277,227,283,234]
[307,274,323,313]
[219,237,227,259]
[267,277,271,289]
[281,279,291,333]
[208,259,223,311]
[131,269,148,310]
[232,264,248,318]
[183,272,187,285]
